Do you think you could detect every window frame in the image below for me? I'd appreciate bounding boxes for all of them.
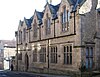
[39,47,46,63]
[33,48,37,62]
[61,6,70,32]
[33,19,37,37]
[45,13,51,35]
[86,47,94,69]
[63,45,72,65]
[50,46,57,63]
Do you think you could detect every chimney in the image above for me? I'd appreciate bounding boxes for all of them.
[50,0,52,4]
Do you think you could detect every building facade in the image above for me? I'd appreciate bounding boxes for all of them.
[0,40,16,70]
[0,41,4,70]
[4,45,16,70]
[15,0,100,74]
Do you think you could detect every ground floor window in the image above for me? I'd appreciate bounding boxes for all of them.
[39,47,46,62]
[50,46,57,63]
[86,47,93,69]
[33,48,37,62]
[64,45,72,64]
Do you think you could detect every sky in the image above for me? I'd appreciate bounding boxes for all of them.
[0,0,61,40]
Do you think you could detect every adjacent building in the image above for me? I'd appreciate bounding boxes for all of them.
[0,40,16,70]
[4,44,16,70]
[15,0,100,74]
[0,41,4,70]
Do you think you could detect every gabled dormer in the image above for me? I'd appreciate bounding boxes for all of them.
[42,2,60,39]
[57,0,71,33]
[24,17,33,29]
[31,10,44,41]
[18,20,23,31]
[18,20,23,44]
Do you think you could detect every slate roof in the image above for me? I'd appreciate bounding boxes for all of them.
[24,17,33,29]
[67,0,86,12]
[49,3,60,19]
[97,8,100,13]
[36,11,44,25]
[19,20,23,26]
[19,0,86,28]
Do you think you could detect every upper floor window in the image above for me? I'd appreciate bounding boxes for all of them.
[19,31,22,44]
[23,28,26,42]
[39,47,46,62]
[61,7,70,32]
[64,45,72,64]
[33,19,37,37]
[50,46,57,63]
[45,13,51,35]
[29,29,31,42]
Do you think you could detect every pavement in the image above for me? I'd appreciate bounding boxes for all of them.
[0,70,70,77]
[2,70,100,77]
[13,71,70,77]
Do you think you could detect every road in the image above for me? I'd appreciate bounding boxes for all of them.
[0,70,44,77]
[0,70,70,77]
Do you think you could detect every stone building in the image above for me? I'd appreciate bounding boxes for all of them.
[4,44,16,70]
[15,0,100,74]
[0,40,16,70]
[0,41,4,70]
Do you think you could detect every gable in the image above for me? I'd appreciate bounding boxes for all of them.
[58,0,71,13]
[32,10,38,25]
[79,0,92,14]
[43,3,51,19]
[18,20,23,31]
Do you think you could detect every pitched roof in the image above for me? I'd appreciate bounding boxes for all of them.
[0,40,16,47]
[36,11,44,25]
[97,8,100,13]
[49,3,60,19]
[24,17,33,29]
[67,0,86,12]
[19,20,23,26]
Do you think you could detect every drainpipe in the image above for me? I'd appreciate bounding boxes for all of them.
[74,12,76,34]
[54,19,56,37]
[15,31,18,71]
[47,39,49,69]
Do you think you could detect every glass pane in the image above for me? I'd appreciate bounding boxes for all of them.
[89,58,93,68]
[64,46,66,52]
[90,47,93,57]
[64,53,67,64]
[67,46,69,52]
[86,58,89,69]
[67,54,69,64]
[70,53,72,64]
[70,46,72,52]
[63,7,67,23]
[86,47,89,57]
[68,11,70,21]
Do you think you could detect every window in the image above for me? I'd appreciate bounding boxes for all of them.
[29,29,31,42]
[39,47,46,62]
[64,45,72,64]
[33,20,37,37]
[50,46,57,63]
[23,28,26,41]
[61,7,70,32]
[19,31,22,44]
[33,48,37,62]
[86,47,93,69]
[45,14,51,35]
[18,53,22,60]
